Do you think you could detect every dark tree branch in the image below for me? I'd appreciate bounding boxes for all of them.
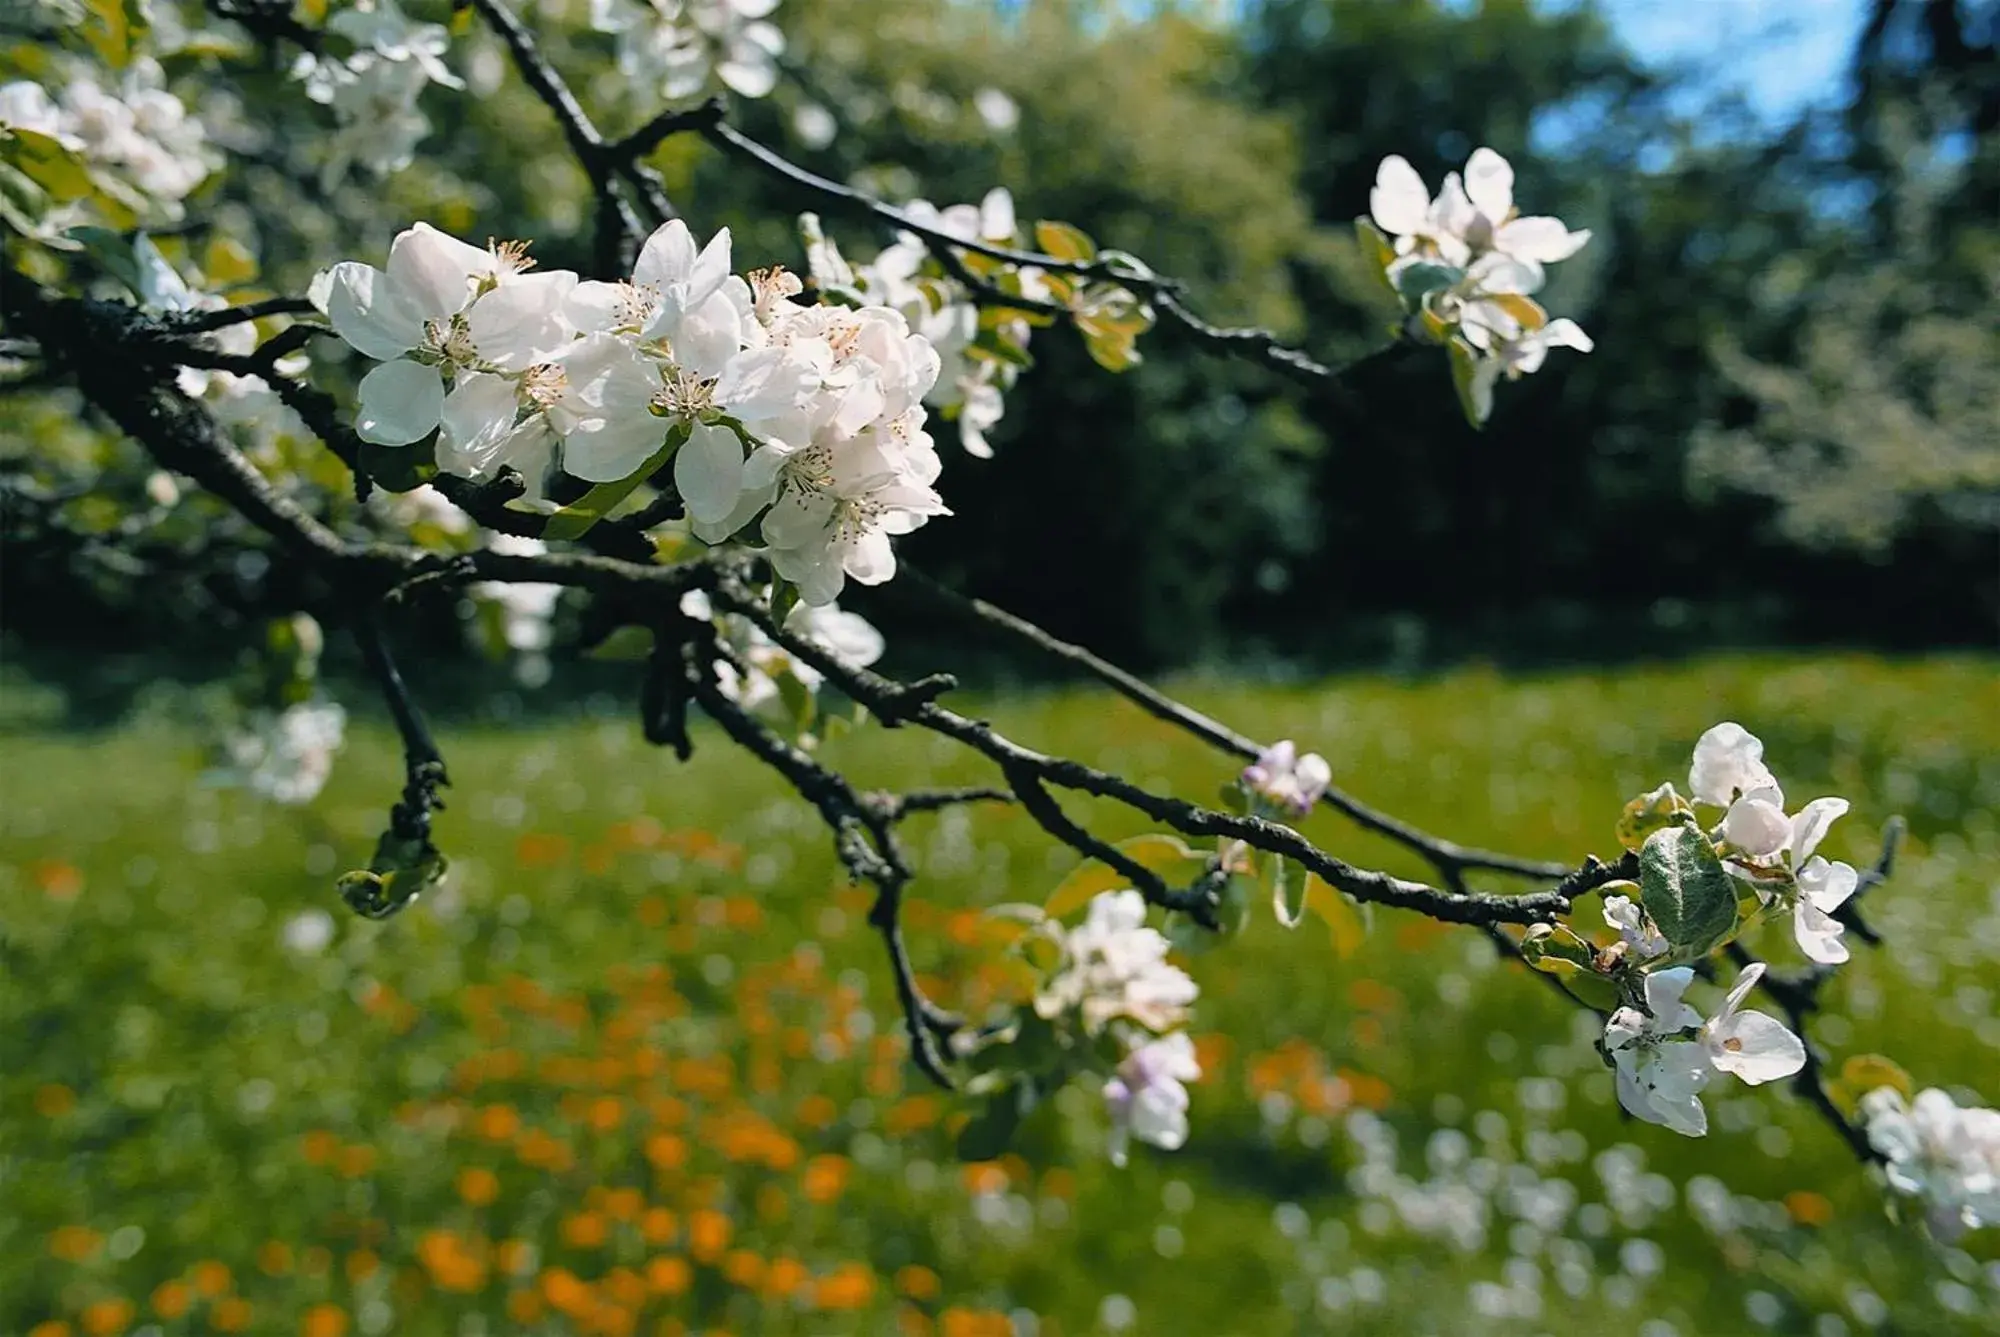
[162,296,317,332]
[897,568,1570,882]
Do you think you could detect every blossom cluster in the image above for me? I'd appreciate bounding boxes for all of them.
[1240,739,1332,818]
[804,190,1034,457]
[590,0,785,101]
[1585,721,1875,1135]
[1599,961,1803,1136]
[679,589,885,721]
[1032,891,1201,1166]
[218,701,349,805]
[1364,147,1592,425]
[312,218,950,603]
[1862,1086,2000,1240]
[1,57,213,221]
[1687,721,1861,964]
[293,0,463,187]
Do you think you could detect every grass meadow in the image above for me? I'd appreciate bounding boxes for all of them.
[3,655,1998,1336]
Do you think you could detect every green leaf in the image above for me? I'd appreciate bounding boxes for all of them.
[1044,833,1206,919]
[1617,782,1694,852]
[1033,220,1096,264]
[82,0,150,66]
[358,436,439,494]
[1301,872,1365,957]
[542,422,683,540]
[9,130,95,203]
[1840,1053,1913,1103]
[1448,338,1489,429]
[768,578,801,628]
[1354,217,1399,290]
[773,659,817,737]
[1637,824,1737,959]
[1391,261,1460,306]
[585,626,655,662]
[66,225,148,295]
[954,1088,1024,1161]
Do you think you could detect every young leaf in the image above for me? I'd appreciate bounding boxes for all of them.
[1044,834,1205,919]
[1617,783,1694,852]
[1033,220,1096,264]
[1301,872,1365,957]
[1638,824,1737,959]
[542,423,684,540]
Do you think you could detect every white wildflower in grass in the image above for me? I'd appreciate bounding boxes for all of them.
[1035,890,1198,1037]
[1863,1087,2000,1239]
[1103,1031,1201,1167]
[1242,739,1332,817]
[223,701,348,805]
[281,909,338,955]
[1604,963,1803,1137]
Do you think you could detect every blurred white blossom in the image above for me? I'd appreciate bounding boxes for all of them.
[1863,1086,2000,1239]
[222,701,347,805]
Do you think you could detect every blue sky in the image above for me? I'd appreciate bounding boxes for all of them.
[1585,0,1870,123]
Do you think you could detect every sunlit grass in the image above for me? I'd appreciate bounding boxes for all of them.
[3,654,1997,1335]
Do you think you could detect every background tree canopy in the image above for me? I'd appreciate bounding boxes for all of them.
[6,0,1996,678]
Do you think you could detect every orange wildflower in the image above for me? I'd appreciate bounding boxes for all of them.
[721,1250,765,1288]
[810,1262,876,1310]
[48,1225,101,1262]
[33,1084,75,1117]
[301,1303,348,1337]
[801,1155,851,1204]
[646,1256,692,1296]
[895,1265,941,1301]
[560,1212,609,1249]
[150,1280,191,1319]
[80,1298,133,1335]
[640,1206,679,1245]
[256,1242,292,1276]
[457,1166,501,1206]
[687,1209,731,1263]
[211,1297,253,1332]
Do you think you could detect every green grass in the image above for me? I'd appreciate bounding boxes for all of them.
[3,654,1998,1336]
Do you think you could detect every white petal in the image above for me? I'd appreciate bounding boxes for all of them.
[1463,147,1515,221]
[1792,895,1850,965]
[761,489,834,549]
[564,280,628,334]
[1723,791,1791,858]
[320,262,427,360]
[561,412,668,483]
[384,221,487,320]
[1800,856,1859,913]
[1369,155,1432,236]
[1708,1010,1805,1084]
[633,219,698,290]
[354,358,445,445]
[1539,317,1594,353]
[1494,216,1590,263]
[464,271,577,370]
[1643,967,1701,1033]
[1689,723,1779,809]
[673,422,746,523]
[842,527,898,585]
[437,371,521,464]
[1787,797,1849,867]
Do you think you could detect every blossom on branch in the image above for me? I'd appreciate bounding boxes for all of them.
[1361,147,1592,427]
[294,0,464,186]
[1603,963,1803,1137]
[1035,891,1197,1037]
[591,0,785,100]
[1103,1031,1200,1168]
[1863,1086,2000,1239]
[219,701,348,805]
[1240,739,1331,817]
[2,57,214,221]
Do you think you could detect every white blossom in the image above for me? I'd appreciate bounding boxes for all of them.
[1241,739,1331,816]
[2,58,214,217]
[312,224,574,446]
[1863,1087,2000,1239]
[222,701,347,805]
[1035,890,1198,1036]
[678,588,884,711]
[1365,148,1591,422]
[1604,963,1803,1137]
[294,0,463,185]
[1602,893,1667,960]
[591,0,784,101]
[1103,1031,1200,1167]
[474,532,563,654]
